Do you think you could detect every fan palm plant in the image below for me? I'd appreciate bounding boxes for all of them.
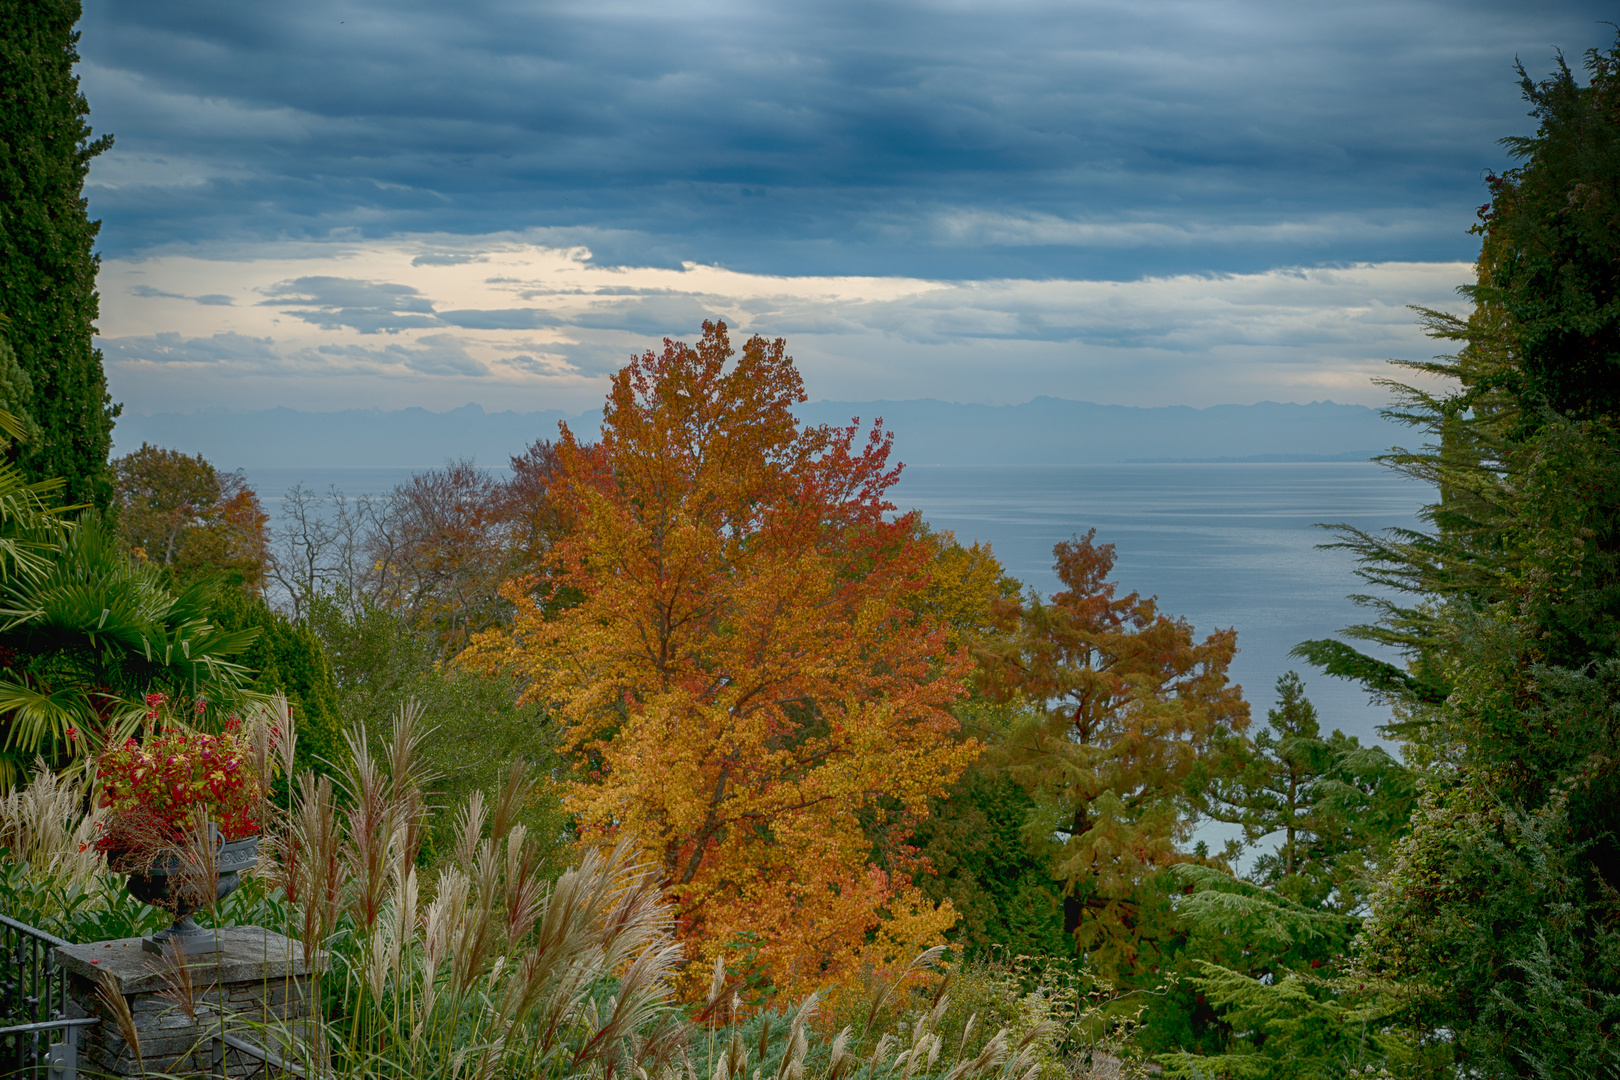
[0,511,263,785]
[0,459,70,582]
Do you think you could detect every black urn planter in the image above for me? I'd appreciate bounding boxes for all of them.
[125,830,259,955]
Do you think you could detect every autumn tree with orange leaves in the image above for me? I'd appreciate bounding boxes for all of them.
[464,322,974,1000]
[980,530,1248,976]
[113,443,270,592]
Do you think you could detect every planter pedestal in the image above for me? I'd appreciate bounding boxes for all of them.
[53,926,321,1079]
[123,835,260,956]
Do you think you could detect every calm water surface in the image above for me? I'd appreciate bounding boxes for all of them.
[244,462,1429,745]
[892,463,1427,744]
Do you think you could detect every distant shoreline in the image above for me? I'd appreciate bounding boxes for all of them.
[1125,451,1382,464]
[118,397,1404,470]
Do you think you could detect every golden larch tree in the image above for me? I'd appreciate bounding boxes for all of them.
[464,322,975,998]
[981,530,1248,975]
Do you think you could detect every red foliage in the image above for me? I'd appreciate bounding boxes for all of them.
[95,726,262,847]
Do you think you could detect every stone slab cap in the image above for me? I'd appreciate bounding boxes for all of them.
[54,926,321,996]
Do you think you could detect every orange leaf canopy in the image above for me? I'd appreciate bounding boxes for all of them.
[467,322,974,998]
[983,530,1249,975]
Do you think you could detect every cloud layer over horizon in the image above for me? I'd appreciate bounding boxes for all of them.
[82,0,1610,275]
[101,237,1469,414]
[79,1,1613,412]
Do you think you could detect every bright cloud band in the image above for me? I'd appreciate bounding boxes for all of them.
[100,237,1471,415]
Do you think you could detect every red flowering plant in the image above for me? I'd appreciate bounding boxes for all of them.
[92,692,266,867]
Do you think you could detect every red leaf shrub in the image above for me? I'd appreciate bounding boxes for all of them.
[94,719,262,849]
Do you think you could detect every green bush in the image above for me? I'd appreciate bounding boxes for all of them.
[211,588,345,778]
[306,595,568,869]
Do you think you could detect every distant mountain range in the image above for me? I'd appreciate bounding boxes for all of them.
[113,397,1407,470]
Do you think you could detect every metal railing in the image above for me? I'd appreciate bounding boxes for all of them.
[212,1032,307,1079]
[0,1018,98,1080]
[0,914,72,1028]
[0,913,90,1080]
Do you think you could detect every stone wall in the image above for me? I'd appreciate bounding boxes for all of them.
[54,926,319,1078]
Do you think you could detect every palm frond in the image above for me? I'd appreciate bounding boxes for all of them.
[0,680,93,756]
[0,462,72,584]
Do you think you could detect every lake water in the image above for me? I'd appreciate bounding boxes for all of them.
[242,462,1429,747]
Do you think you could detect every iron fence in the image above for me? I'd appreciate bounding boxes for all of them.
[0,912,87,1080]
[213,1032,307,1079]
[0,914,71,1028]
[0,1018,98,1080]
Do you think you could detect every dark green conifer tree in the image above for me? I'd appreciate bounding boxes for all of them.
[0,0,116,507]
[1194,673,1412,913]
[1147,676,1418,1075]
[1489,47,1620,421]
[1291,37,1620,1075]
[0,328,42,458]
[909,762,1070,958]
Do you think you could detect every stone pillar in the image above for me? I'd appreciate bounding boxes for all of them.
[53,926,320,1078]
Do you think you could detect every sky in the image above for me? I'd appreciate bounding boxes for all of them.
[82,0,1614,416]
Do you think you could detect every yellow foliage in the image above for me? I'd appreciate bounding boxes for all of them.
[911,527,1022,653]
[465,323,976,1000]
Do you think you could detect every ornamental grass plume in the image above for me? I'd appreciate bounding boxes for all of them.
[277,768,344,966]
[93,969,142,1072]
[155,932,215,1024]
[0,758,104,886]
[235,699,680,1080]
[226,703,1128,1080]
[301,815,688,1079]
[337,700,431,937]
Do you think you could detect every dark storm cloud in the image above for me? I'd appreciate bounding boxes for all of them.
[261,275,441,333]
[435,309,559,330]
[80,1,1612,278]
[129,284,234,305]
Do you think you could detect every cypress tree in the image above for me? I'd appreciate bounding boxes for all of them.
[1292,37,1620,1073]
[1488,47,1620,422]
[1191,673,1413,913]
[0,0,116,508]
